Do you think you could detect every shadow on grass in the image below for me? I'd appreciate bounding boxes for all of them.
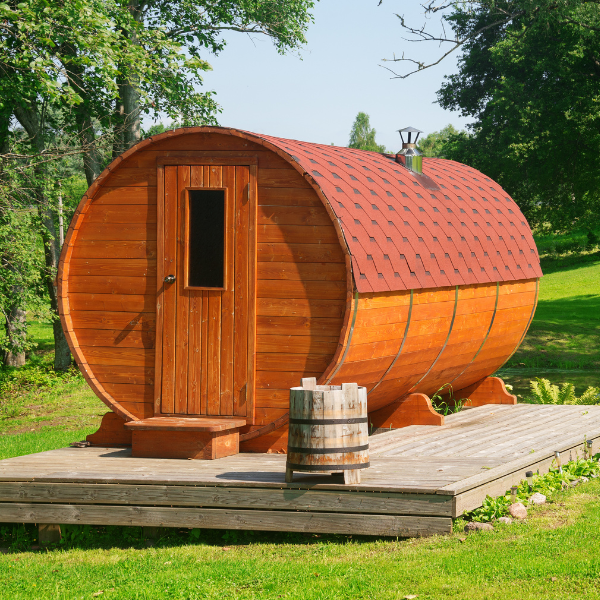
[507,293,600,370]
[539,249,600,274]
[0,522,383,553]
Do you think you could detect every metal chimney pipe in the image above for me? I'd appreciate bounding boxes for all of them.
[396,126,423,174]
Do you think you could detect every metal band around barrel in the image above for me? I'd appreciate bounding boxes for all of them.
[325,291,359,384]
[497,277,539,371]
[449,281,499,385]
[369,288,413,393]
[408,285,459,392]
[289,417,368,425]
[285,462,370,472]
[287,444,369,455]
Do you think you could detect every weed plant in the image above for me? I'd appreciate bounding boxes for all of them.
[430,383,470,416]
[467,450,600,523]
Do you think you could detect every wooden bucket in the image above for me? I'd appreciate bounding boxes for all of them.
[285,378,369,484]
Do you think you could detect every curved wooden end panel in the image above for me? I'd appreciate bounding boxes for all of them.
[369,393,444,430]
[86,412,132,447]
[454,376,517,407]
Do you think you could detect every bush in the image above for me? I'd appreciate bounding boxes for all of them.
[526,378,600,405]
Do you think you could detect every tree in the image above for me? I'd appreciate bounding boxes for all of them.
[417,124,459,158]
[382,1,600,233]
[348,112,387,153]
[2,0,316,368]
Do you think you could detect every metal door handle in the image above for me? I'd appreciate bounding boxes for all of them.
[164,275,176,283]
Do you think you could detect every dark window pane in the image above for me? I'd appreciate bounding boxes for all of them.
[188,189,225,288]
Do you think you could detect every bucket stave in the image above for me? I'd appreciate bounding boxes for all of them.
[285,379,369,484]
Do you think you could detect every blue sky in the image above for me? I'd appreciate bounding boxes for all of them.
[166,1,469,151]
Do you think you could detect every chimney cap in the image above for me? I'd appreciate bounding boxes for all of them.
[397,126,423,134]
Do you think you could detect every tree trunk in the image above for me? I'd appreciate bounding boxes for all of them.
[4,303,26,368]
[1,110,26,368]
[113,0,142,158]
[13,104,72,371]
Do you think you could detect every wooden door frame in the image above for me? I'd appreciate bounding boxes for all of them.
[155,155,258,424]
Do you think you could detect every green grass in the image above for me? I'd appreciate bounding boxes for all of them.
[502,253,600,375]
[1,480,600,599]
[0,321,105,441]
[0,425,97,460]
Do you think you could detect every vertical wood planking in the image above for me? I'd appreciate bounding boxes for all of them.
[246,165,258,424]
[207,166,223,415]
[220,166,236,415]
[201,290,209,415]
[153,166,165,415]
[233,166,250,417]
[160,166,178,414]
[187,165,205,414]
[175,166,190,413]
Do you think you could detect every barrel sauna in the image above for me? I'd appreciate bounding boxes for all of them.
[58,126,542,458]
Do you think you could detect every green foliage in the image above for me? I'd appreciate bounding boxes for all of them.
[348,112,387,153]
[435,1,600,233]
[430,383,471,415]
[526,378,600,406]
[468,451,600,522]
[416,124,459,157]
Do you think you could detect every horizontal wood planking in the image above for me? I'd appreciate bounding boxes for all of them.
[84,205,157,223]
[70,311,156,330]
[257,280,346,300]
[64,135,347,437]
[258,187,323,207]
[75,329,156,349]
[69,259,156,277]
[68,276,153,295]
[257,316,343,337]
[93,365,154,386]
[77,222,157,241]
[258,243,345,263]
[0,503,451,537]
[257,205,331,226]
[71,241,157,260]
[0,482,453,516]
[258,169,312,189]
[68,293,155,313]
[257,263,346,282]
[91,186,157,205]
[257,298,345,318]
[258,224,338,244]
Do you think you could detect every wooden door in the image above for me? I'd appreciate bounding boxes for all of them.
[155,164,256,420]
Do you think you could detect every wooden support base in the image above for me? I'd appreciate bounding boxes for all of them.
[87,412,132,447]
[285,466,362,485]
[131,429,239,460]
[39,524,61,544]
[454,377,517,407]
[369,393,444,430]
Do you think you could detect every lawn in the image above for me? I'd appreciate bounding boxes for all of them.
[499,249,600,398]
[0,321,104,458]
[1,480,600,599]
[0,241,599,599]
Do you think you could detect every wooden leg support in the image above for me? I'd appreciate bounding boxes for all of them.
[344,470,361,485]
[39,524,61,545]
[368,393,444,430]
[131,429,239,459]
[87,412,132,447]
[455,377,517,407]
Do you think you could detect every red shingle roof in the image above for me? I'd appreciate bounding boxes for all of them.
[250,131,542,293]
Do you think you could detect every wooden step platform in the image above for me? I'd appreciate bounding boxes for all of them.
[1,405,599,537]
[125,417,247,460]
[124,417,246,432]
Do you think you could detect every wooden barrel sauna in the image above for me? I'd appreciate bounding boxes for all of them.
[286,379,369,484]
[58,126,541,458]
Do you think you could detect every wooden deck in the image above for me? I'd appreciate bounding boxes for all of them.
[1,404,599,537]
